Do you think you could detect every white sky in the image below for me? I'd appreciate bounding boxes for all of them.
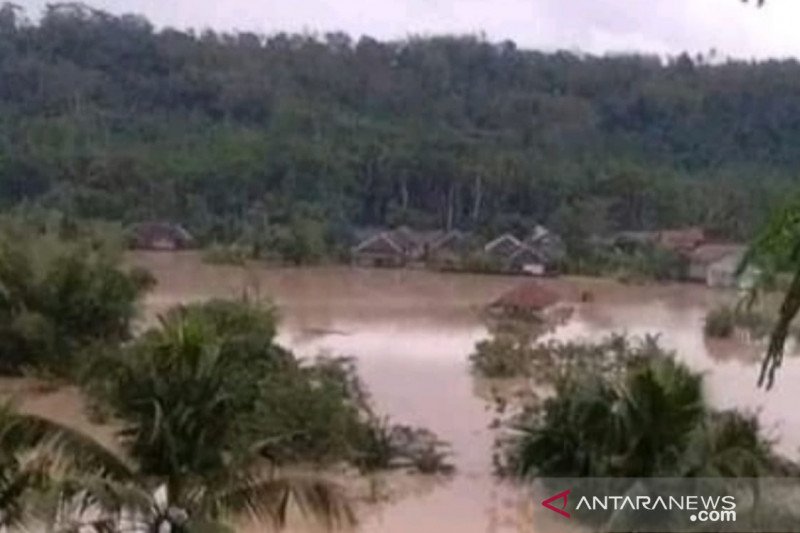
[16,0,800,59]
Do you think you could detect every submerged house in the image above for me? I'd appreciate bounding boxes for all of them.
[484,227,563,276]
[688,244,756,288]
[129,222,193,251]
[391,227,447,262]
[507,246,549,276]
[426,230,472,266]
[484,233,524,261]
[351,231,407,267]
[656,227,706,254]
[489,281,560,317]
[525,225,566,264]
[351,226,462,267]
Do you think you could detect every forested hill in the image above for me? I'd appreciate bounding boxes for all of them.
[1,3,799,249]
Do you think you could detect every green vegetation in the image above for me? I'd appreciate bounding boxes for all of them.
[0,401,134,530]
[492,335,791,482]
[0,217,153,375]
[471,327,662,380]
[77,301,356,531]
[201,243,250,265]
[743,194,800,387]
[0,3,796,262]
[569,244,687,282]
[0,225,450,530]
[75,298,450,529]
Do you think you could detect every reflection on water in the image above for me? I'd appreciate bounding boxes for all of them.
[110,253,800,530]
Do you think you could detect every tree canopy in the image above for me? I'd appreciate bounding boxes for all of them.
[0,3,797,250]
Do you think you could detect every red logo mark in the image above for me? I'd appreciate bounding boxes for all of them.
[541,489,571,518]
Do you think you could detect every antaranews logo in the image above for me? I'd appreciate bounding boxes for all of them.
[541,489,571,519]
[540,488,736,525]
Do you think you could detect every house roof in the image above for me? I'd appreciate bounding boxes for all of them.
[657,227,705,252]
[484,233,523,257]
[352,227,384,244]
[528,225,550,243]
[689,244,745,265]
[130,222,192,242]
[353,227,458,256]
[352,232,404,255]
[491,281,560,311]
[429,230,468,252]
[386,227,446,250]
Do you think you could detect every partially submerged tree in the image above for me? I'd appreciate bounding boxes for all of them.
[82,302,355,531]
[740,195,800,388]
[0,218,153,375]
[501,343,785,480]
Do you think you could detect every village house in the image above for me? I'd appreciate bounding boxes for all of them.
[484,233,547,275]
[129,222,193,251]
[656,227,706,254]
[687,244,757,288]
[525,225,566,264]
[351,230,407,267]
[391,227,448,262]
[595,227,705,256]
[508,246,549,276]
[484,227,563,276]
[484,233,524,260]
[426,230,472,267]
[351,226,461,267]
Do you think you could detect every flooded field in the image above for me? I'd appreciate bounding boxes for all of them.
[9,251,800,533]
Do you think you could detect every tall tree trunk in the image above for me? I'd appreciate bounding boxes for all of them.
[400,174,409,211]
[472,174,483,223]
[446,183,455,231]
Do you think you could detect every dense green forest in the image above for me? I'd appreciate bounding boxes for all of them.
[1,2,798,254]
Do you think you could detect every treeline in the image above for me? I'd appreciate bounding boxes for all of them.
[0,3,798,256]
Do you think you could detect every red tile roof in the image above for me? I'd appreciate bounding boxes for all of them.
[491,281,560,311]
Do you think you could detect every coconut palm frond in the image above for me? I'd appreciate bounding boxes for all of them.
[212,472,355,530]
[0,467,37,528]
[22,415,133,480]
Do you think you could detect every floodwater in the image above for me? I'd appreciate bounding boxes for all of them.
[124,252,800,532]
[10,251,800,533]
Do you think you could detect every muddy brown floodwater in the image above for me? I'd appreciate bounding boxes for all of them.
[7,250,800,533]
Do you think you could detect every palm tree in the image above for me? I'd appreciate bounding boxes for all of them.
[512,375,621,478]
[0,401,134,531]
[510,355,779,480]
[81,306,354,532]
[614,357,706,477]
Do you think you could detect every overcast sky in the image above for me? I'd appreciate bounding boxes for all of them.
[17,0,800,59]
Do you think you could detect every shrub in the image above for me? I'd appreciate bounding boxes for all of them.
[84,299,450,473]
[0,221,153,375]
[498,340,789,481]
[470,327,661,380]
